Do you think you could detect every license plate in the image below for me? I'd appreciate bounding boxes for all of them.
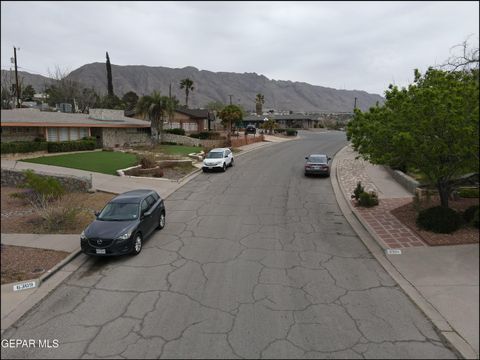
[313,166,320,169]
[208,167,213,169]
[96,249,106,254]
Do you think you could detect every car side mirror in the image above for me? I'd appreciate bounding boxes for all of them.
[225,155,228,158]
[94,211,100,217]
[328,157,332,161]
[305,157,308,160]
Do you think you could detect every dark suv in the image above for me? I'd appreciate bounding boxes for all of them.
[245,124,257,134]
[80,189,165,256]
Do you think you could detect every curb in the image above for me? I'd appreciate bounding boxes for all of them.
[330,145,476,360]
[2,248,82,294]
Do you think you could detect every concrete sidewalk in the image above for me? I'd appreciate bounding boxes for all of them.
[332,144,479,359]
[0,136,290,335]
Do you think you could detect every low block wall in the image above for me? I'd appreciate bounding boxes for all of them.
[1,168,92,192]
[384,167,420,195]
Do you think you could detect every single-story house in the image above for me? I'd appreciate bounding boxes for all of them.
[1,108,151,148]
[128,107,215,133]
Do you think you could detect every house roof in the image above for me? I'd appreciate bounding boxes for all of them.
[175,108,210,119]
[0,108,150,128]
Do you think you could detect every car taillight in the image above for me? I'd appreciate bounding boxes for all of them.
[305,165,311,169]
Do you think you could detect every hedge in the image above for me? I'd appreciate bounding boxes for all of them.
[47,139,96,153]
[189,131,221,140]
[165,128,186,136]
[1,141,48,154]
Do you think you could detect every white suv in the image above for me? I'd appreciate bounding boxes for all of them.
[202,148,234,172]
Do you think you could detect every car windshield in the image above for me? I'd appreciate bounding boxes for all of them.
[98,202,139,221]
[308,155,327,163]
[206,152,223,159]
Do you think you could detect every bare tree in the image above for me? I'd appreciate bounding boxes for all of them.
[441,36,479,72]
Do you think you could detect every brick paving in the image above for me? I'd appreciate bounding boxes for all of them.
[337,145,427,249]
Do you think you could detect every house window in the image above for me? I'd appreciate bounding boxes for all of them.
[47,127,90,142]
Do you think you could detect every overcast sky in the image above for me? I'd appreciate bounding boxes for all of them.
[1,1,478,96]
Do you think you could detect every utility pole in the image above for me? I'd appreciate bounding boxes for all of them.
[229,94,233,105]
[13,46,21,108]
[354,97,357,110]
[169,83,172,99]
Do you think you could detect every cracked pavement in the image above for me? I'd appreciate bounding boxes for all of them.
[1,131,457,359]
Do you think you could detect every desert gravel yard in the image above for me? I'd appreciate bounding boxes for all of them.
[1,244,69,284]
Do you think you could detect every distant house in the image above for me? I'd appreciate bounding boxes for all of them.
[167,108,214,132]
[129,107,215,133]
[243,114,318,129]
[1,108,151,148]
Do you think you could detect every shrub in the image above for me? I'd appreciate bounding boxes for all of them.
[33,194,81,232]
[161,141,178,145]
[20,170,65,204]
[138,154,157,169]
[47,139,95,153]
[165,128,186,136]
[274,128,286,134]
[1,141,48,154]
[358,191,379,207]
[473,209,479,229]
[463,205,479,223]
[351,182,365,201]
[416,206,463,234]
[458,188,479,198]
[286,129,298,136]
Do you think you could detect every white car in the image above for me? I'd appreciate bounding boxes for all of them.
[202,148,234,172]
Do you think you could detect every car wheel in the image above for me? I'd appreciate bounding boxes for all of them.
[222,163,227,172]
[131,233,143,256]
[230,158,234,167]
[157,211,166,230]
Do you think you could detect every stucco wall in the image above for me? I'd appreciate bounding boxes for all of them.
[102,128,150,148]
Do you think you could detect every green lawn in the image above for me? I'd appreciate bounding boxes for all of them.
[22,151,138,175]
[158,145,200,155]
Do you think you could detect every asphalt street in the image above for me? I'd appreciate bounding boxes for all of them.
[1,131,456,358]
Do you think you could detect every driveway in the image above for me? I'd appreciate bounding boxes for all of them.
[1,131,456,358]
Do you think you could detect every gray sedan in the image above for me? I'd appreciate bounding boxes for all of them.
[304,154,331,176]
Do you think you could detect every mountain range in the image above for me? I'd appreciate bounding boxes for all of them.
[2,64,384,112]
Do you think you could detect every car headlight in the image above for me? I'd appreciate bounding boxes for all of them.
[117,231,132,241]
[80,231,87,240]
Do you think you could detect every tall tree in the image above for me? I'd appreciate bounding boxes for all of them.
[106,52,114,97]
[136,91,165,143]
[219,104,243,145]
[21,84,35,101]
[347,67,479,208]
[179,78,194,108]
[255,93,265,115]
[46,66,81,111]
[122,91,139,111]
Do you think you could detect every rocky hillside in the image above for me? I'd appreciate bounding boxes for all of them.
[1,70,54,93]
[67,63,384,112]
[3,64,384,112]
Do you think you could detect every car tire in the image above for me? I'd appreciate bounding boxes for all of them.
[222,163,227,172]
[157,211,166,230]
[230,158,234,167]
[131,233,143,256]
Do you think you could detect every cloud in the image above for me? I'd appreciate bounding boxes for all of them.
[1,1,478,94]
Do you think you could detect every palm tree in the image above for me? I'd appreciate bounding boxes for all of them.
[255,93,265,115]
[136,91,165,143]
[179,78,194,108]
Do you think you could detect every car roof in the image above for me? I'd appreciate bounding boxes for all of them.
[111,189,157,203]
[308,154,328,157]
[209,148,229,152]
